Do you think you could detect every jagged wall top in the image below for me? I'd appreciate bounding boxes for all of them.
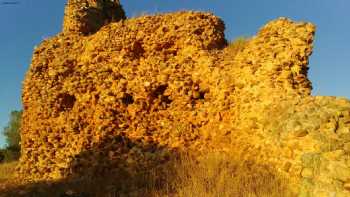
[62,0,126,35]
[235,18,315,97]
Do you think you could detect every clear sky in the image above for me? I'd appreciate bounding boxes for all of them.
[0,0,349,147]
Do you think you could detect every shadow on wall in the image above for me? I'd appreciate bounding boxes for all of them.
[0,134,294,197]
[79,7,106,35]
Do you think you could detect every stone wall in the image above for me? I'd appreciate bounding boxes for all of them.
[18,1,350,196]
[62,0,126,35]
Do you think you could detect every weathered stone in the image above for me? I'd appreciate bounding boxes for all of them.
[344,182,350,191]
[328,161,350,182]
[301,153,321,168]
[62,0,126,35]
[301,168,314,178]
[295,130,309,137]
[17,1,350,196]
[344,142,350,152]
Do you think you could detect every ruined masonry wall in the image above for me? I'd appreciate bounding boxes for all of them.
[62,0,126,35]
[18,1,350,196]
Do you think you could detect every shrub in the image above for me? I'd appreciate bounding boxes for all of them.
[0,147,20,163]
[1,110,22,162]
[226,36,249,57]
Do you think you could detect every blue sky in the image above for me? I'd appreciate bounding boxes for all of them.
[0,0,349,147]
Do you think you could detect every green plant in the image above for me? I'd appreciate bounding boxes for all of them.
[0,148,20,163]
[1,110,22,162]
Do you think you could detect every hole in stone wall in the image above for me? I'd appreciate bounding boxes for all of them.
[57,93,76,112]
[155,41,174,51]
[152,84,173,108]
[95,95,100,101]
[193,90,206,100]
[193,28,204,35]
[161,95,172,105]
[198,91,206,100]
[131,41,145,58]
[152,85,168,97]
[122,93,134,105]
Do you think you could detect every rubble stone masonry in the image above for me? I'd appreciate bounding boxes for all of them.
[18,1,350,196]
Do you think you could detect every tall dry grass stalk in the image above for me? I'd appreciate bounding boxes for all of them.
[0,161,17,182]
[154,152,294,197]
[226,37,249,58]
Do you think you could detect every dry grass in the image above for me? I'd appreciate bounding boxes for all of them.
[0,161,17,182]
[0,153,294,197]
[156,152,294,197]
[226,37,249,58]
